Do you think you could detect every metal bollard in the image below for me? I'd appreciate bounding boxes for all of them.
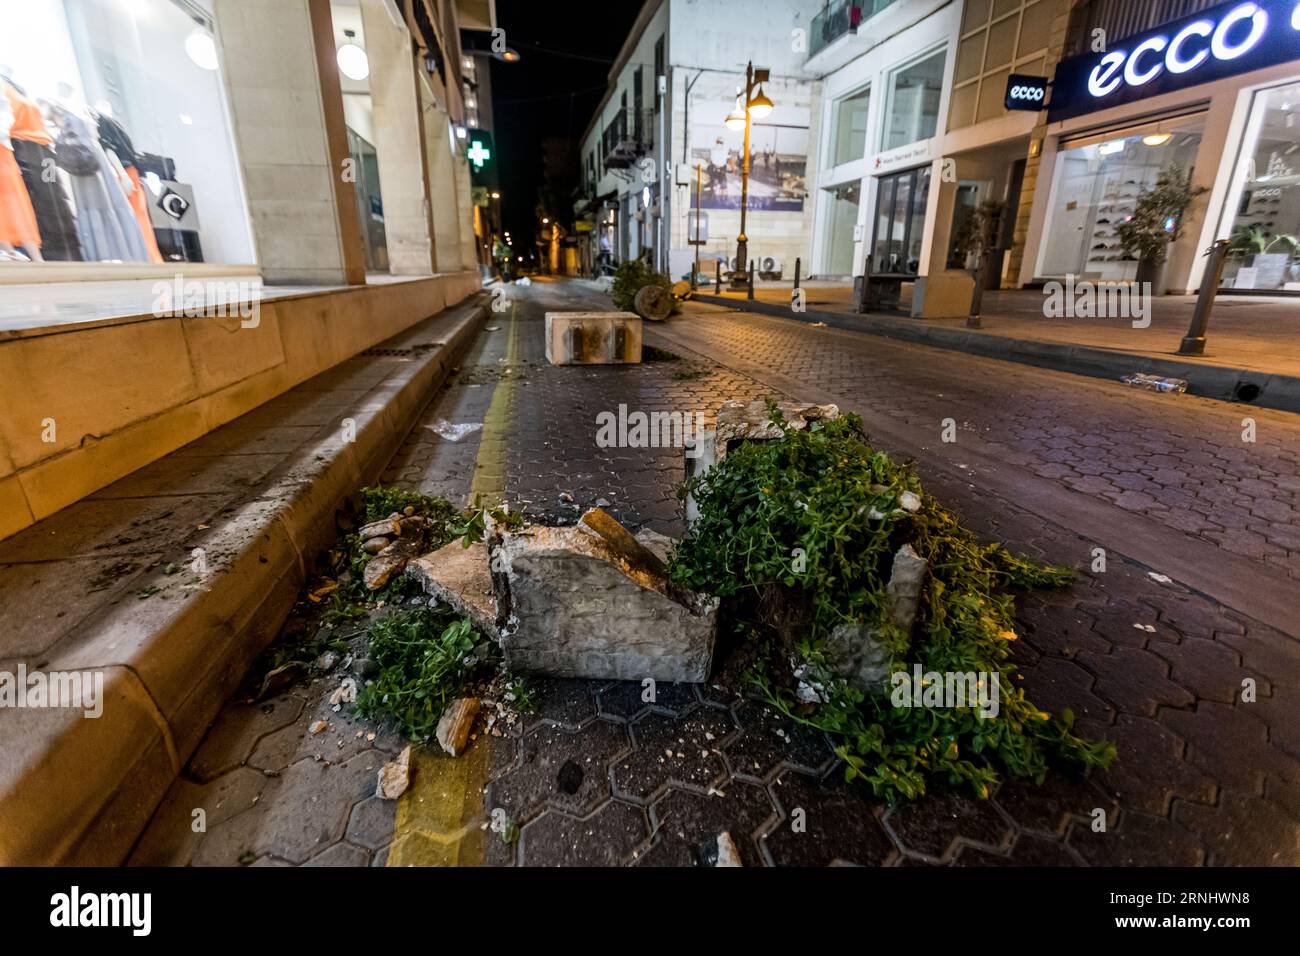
[1179,239,1231,355]
[748,260,755,301]
[793,257,801,291]
[715,260,721,293]
[967,252,988,328]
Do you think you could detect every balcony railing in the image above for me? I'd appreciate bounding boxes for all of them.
[1062,0,1224,57]
[601,108,655,170]
[808,0,901,58]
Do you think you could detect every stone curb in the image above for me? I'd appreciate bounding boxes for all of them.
[0,295,488,865]
[690,293,1300,414]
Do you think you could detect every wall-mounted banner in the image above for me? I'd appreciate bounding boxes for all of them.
[1049,0,1300,120]
[1004,74,1049,110]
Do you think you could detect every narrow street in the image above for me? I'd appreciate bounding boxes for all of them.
[134,277,1299,868]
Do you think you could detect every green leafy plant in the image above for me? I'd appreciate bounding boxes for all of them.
[1116,164,1208,263]
[355,610,485,741]
[1227,223,1299,257]
[668,407,1114,802]
[611,257,674,313]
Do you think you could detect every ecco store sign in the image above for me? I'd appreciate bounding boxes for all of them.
[1050,0,1300,119]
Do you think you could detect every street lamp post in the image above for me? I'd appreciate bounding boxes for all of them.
[724,62,773,291]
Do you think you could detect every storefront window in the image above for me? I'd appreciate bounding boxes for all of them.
[830,86,871,167]
[871,165,929,274]
[822,181,860,275]
[1039,116,1204,281]
[882,50,945,151]
[0,0,252,268]
[1222,82,1300,292]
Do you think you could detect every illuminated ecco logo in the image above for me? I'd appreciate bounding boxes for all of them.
[1086,1,1295,98]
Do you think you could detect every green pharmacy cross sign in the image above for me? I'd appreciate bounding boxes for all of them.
[466,128,497,187]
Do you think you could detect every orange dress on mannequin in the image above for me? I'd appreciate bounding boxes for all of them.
[0,93,41,251]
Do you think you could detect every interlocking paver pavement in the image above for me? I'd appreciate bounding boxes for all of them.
[134,278,1299,867]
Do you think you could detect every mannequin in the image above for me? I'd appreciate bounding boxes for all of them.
[94,99,162,263]
[47,83,148,262]
[0,78,43,261]
[2,74,81,261]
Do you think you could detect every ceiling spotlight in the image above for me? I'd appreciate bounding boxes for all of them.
[337,30,370,81]
[1142,133,1172,146]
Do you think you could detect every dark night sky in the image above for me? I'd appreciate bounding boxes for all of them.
[484,0,644,248]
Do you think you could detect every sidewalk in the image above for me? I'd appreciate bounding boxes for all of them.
[692,284,1300,411]
[0,294,487,864]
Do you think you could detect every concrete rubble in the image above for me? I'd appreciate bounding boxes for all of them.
[404,507,716,683]
[376,745,413,799]
[360,513,433,591]
[492,509,717,682]
[406,540,499,638]
[436,698,480,756]
[821,543,929,694]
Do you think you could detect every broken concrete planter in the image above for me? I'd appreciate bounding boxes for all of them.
[492,509,717,682]
[684,399,840,525]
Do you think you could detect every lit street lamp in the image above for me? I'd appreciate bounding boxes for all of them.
[723,61,773,290]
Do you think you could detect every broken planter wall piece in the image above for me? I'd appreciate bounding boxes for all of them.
[492,508,717,682]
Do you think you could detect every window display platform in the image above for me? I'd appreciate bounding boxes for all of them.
[0,272,425,334]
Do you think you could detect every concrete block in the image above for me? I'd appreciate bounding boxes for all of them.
[911,269,975,319]
[545,311,642,365]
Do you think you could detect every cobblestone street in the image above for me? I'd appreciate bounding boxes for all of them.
[136,278,1299,868]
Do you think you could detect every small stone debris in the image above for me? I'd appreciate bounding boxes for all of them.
[364,535,427,591]
[376,745,413,800]
[436,697,481,756]
[1147,572,1172,584]
[309,719,328,735]
[361,537,389,555]
[314,651,338,672]
[886,543,927,632]
[257,662,306,700]
[715,832,743,867]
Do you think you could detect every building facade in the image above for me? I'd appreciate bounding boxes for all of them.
[574,0,820,282]
[1023,0,1300,294]
[0,0,484,285]
[581,0,1300,302]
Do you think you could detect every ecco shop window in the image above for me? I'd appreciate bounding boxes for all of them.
[0,0,253,269]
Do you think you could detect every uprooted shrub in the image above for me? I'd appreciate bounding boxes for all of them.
[668,406,1115,802]
[611,257,675,313]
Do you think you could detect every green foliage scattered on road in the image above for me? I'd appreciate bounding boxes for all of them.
[355,610,492,741]
[669,405,1115,803]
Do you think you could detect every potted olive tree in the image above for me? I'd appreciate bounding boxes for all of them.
[1116,164,1207,294]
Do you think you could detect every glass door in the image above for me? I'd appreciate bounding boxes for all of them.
[870,166,930,274]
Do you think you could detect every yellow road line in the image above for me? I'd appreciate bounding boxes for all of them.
[467,299,519,507]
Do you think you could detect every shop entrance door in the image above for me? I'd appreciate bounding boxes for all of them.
[870,166,930,275]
